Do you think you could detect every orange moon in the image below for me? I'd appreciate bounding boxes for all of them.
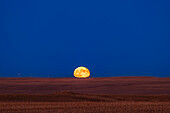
[74,66,90,78]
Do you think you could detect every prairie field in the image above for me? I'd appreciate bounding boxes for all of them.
[0,77,169,113]
[0,77,169,94]
[0,102,170,113]
[0,93,169,113]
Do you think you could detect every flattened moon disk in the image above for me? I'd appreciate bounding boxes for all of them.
[74,67,90,78]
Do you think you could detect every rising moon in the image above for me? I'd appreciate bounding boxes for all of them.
[74,66,90,78]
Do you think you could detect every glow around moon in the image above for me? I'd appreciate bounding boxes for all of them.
[74,66,90,78]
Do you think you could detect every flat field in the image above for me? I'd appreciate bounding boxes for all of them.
[0,102,170,113]
[0,77,169,94]
[0,77,169,113]
[0,93,169,113]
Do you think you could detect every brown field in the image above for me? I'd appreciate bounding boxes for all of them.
[0,77,170,112]
[0,77,170,94]
[0,102,170,113]
[0,93,170,113]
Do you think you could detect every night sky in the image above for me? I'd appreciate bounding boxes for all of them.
[0,0,170,77]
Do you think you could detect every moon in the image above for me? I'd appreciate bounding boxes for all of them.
[74,66,90,78]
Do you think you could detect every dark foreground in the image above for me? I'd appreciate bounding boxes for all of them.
[0,77,170,94]
[0,93,170,113]
[0,102,170,113]
[0,77,170,112]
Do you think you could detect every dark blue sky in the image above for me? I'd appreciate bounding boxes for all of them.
[0,0,170,77]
